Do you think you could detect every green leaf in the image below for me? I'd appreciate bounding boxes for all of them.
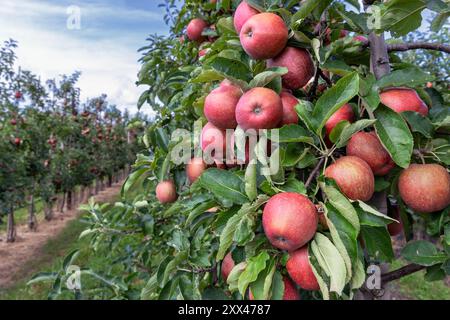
[227,262,247,292]
[238,251,270,297]
[245,163,257,201]
[234,214,256,246]
[401,240,447,266]
[199,169,248,205]
[424,264,446,282]
[191,69,224,83]
[249,67,288,88]
[312,72,360,134]
[208,56,252,84]
[329,120,350,144]
[202,287,231,300]
[357,201,398,224]
[374,105,413,168]
[279,176,307,195]
[376,67,434,90]
[431,12,450,32]
[321,183,360,233]
[267,124,314,144]
[360,226,394,262]
[249,259,276,300]
[379,0,426,37]
[27,272,58,286]
[63,250,80,272]
[311,233,347,295]
[335,119,378,148]
[270,271,285,300]
[401,111,434,138]
[291,0,333,25]
[333,4,369,33]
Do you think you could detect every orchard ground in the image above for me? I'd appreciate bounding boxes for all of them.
[0,180,124,295]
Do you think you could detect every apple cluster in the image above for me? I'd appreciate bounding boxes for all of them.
[155,0,450,300]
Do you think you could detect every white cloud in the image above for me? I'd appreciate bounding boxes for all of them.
[0,0,165,116]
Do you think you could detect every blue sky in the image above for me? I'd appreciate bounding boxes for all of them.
[0,0,170,115]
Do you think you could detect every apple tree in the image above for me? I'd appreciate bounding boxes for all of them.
[36,0,449,300]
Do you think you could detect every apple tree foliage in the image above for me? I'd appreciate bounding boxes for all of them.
[0,40,144,239]
[34,0,450,300]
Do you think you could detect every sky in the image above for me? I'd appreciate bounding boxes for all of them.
[0,0,170,116]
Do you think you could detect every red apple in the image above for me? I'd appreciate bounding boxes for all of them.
[286,246,320,291]
[235,87,283,130]
[187,157,208,183]
[279,91,299,126]
[354,35,368,43]
[240,13,288,60]
[10,119,17,126]
[14,137,22,146]
[325,156,375,201]
[198,49,208,58]
[249,277,300,300]
[262,192,318,251]
[156,180,178,204]
[380,87,428,116]
[187,18,208,42]
[15,91,22,99]
[267,47,315,90]
[325,103,355,137]
[346,131,395,176]
[234,1,260,34]
[201,122,228,161]
[204,80,242,129]
[221,252,235,282]
[398,164,450,213]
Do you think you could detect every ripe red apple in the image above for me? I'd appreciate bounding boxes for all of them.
[201,122,228,161]
[380,88,428,116]
[426,82,433,88]
[267,47,315,90]
[262,192,318,251]
[187,18,208,42]
[398,164,450,213]
[15,91,22,99]
[387,206,403,237]
[10,119,17,126]
[286,246,320,291]
[221,252,235,282]
[240,13,288,60]
[198,49,208,58]
[234,1,260,34]
[325,156,375,201]
[156,180,178,204]
[235,87,283,130]
[325,103,355,137]
[279,91,299,126]
[354,35,368,43]
[249,277,300,300]
[346,131,395,176]
[187,157,208,183]
[13,137,22,146]
[204,80,242,129]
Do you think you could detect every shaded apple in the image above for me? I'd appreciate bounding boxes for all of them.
[398,164,450,213]
[267,47,315,90]
[156,180,178,204]
[286,246,320,291]
[187,18,208,42]
[249,277,300,300]
[346,131,395,176]
[325,156,375,201]
[325,103,355,138]
[204,80,242,129]
[15,91,22,99]
[387,206,403,237]
[380,87,428,116]
[234,1,260,34]
[240,13,288,60]
[235,87,283,130]
[187,157,208,183]
[221,252,235,282]
[262,192,318,251]
[279,91,299,126]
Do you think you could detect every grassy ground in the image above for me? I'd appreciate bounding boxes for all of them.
[390,260,450,300]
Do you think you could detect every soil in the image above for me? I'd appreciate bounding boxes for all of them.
[0,181,123,289]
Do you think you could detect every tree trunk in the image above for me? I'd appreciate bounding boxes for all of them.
[44,201,54,221]
[6,206,16,243]
[59,193,66,213]
[28,194,38,231]
[67,190,73,211]
[108,175,113,188]
[95,179,100,194]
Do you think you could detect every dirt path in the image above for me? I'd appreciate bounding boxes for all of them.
[0,181,123,289]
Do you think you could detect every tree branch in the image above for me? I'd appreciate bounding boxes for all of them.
[387,42,450,54]
[305,157,325,188]
[369,33,391,80]
[381,263,426,284]
[319,69,332,87]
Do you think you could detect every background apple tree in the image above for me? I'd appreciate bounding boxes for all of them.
[36,0,450,300]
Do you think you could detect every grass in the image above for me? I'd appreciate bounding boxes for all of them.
[390,259,450,300]
[0,199,45,232]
